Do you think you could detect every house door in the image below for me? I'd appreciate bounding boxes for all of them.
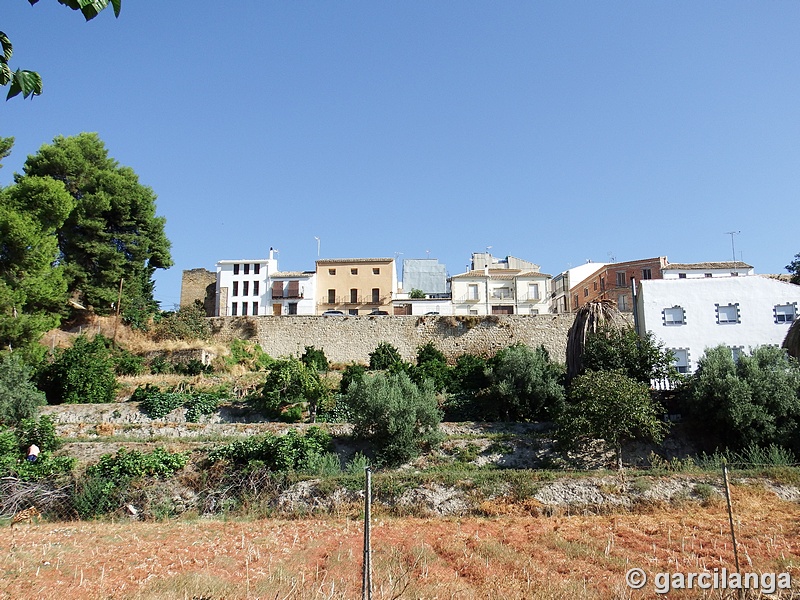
[273,304,282,316]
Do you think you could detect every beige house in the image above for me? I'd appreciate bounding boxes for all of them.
[315,258,397,315]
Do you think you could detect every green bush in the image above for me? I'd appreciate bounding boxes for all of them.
[112,347,145,376]
[0,416,74,481]
[411,342,451,392]
[345,371,443,467]
[37,335,117,404]
[339,363,366,394]
[369,342,403,371]
[148,354,172,374]
[681,345,800,453]
[184,393,221,423]
[152,302,210,341]
[582,326,677,384]
[226,339,274,371]
[0,353,46,426]
[88,447,189,481]
[482,344,565,421]
[255,358,329,421]
[207,427,332,472]
[301,345,329,372]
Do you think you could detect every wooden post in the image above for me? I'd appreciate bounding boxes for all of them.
[362,466,372,600]
[113,278,124,341]
[722,460,743,600]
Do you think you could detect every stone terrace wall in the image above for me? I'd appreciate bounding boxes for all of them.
[209,314,578,364]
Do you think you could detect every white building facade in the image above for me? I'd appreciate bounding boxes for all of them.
[451,269,551,315]
[635,276,800,374]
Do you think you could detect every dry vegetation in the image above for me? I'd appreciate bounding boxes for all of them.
[3,484,799,599]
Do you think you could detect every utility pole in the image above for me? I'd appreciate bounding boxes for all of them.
[113,278,124,341]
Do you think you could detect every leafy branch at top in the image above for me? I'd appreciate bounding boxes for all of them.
[2,0,121,100]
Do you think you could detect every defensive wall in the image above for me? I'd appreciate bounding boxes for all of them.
[208,314,588,364]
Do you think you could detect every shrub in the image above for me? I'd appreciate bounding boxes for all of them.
[301,345,329,372]
[411,341,451,392]
[37,335,117,404]
[339,363,367,394]
[88,447,189,481]
[184,393,221,423]
[0,353,46,426]
[175,358,211,376]
[152,302,210,341]
[148,354,172,374]
[207,427,332,472]
[409,289,426,299]
[345,371,443,467]
[255,358,329,421]
[482,344,565,421]
[225,339,273,371]
[369,342,403,371]
[112,347,145,376]
[681,345,800,453]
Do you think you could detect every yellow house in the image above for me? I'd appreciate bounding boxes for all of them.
[315,258,397,315]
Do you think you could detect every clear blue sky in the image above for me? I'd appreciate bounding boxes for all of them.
[2,1,798,309]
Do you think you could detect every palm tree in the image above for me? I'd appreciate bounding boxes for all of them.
[782,318,800,359]
[565,300,627,380]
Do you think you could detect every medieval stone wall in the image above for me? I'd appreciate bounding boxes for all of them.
[180,268,217,315]
[208,314,582,364]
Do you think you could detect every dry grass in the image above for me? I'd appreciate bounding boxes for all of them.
[3,484,799,599]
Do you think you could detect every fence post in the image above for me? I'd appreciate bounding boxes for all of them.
[362,466,372,600]
[722,460,743,600]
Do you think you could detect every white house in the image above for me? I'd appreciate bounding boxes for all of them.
[216,250,279,316]
[661,261,754,279]
[268,271,317,315]
[450,253,551,315]
[635,276,800,374]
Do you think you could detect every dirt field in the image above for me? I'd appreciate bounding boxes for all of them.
[3,483,799,600]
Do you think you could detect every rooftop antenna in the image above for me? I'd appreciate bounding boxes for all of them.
[426,249,430,258]
[608,252,616,263]
[725,231,740,266]
[314,236,320,257]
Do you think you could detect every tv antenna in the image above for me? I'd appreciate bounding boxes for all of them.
[725,231,740,265]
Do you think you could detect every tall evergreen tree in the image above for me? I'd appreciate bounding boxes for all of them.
[18,133,172,314]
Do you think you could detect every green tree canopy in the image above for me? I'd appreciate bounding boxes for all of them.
[557,369,669,469]
[681,345,800,452]
[482,343,565,421]
[0,159,75,356]
[37,334,118,404]
[0,353,46,425]
[18,133,172,314]
[786,252,800,285]
[582,326,677,384]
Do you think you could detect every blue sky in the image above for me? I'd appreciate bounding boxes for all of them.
[2,1,798,309]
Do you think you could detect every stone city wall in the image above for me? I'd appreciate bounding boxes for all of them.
[208,314,585,364]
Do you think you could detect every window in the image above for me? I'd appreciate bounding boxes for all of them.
[469,309,479,315]
[328,269,336,275]
[528,283,540,300]
[232,281,239,297]
[600,277,605,291]
[731,272,739,277]
[678,273,686,279]
[642,268,652,280]
[253,281,260,296]
[348,309,359,316]
[231,302,238,316]
[373,268,380,275]
[729,346,744,362]
[468,284,479,300]
[327,289,336,304]
[252,302,258,315]
[583,287,588,297]
[351,268,358,275]
[705,273,713,278]
[241,302,248,316]
[573,294,579,308]
[288,303,298,315]
[243,281,249,296]
[350,288,358,303]
[663,306,685,325]
[616,272,626,287]
[372,288,380,303]
[244,264,250,275]
[618,294,628,311]
[716,303,740,324]
[233,264,240,275]
[253,263,260,275]
[775,304,797,323]
[593,282,598,291]
[671,348,689,374]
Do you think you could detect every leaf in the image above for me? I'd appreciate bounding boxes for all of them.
[0,32,12,64]
[6,70,42,100]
